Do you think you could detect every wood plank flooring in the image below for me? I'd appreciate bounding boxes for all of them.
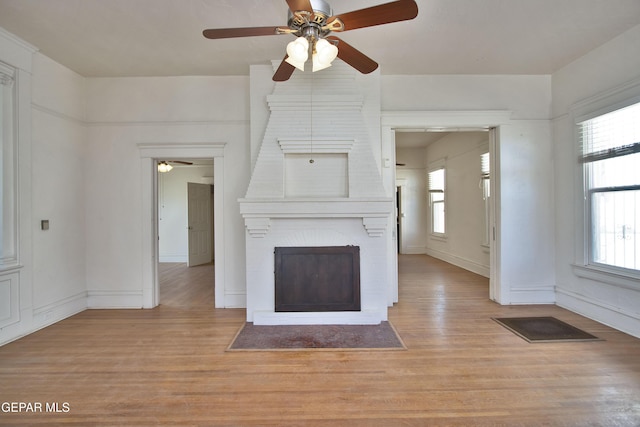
[1,255,640,426]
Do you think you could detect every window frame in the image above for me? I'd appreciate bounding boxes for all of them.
[572,89,640,284]
[427,160,446,239]
[480,151,491,248]
[0,60,18,269]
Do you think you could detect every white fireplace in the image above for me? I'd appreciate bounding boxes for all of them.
[239,62,392,325]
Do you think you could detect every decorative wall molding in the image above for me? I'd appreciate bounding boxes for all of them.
[362,217,388,237]
[240,198,392,238]
[244,217,271,238]
[278,138,354,154]
[0,271,20,329]
[267,94,364,112]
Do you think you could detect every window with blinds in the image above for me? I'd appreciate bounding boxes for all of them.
[481,152,490,246]
[579,101,640,271]
[428,167,445,235]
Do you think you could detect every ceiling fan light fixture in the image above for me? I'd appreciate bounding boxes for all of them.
[158,161,173,173]
[285,36,309,71]
[312,38,338,72]
[202,0,419,81]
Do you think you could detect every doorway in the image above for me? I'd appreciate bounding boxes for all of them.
[382,110,509,303]
[138,143,225,310]
[395,129,491,270]
[157,161,215,306]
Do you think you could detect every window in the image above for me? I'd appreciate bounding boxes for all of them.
[579,101,640,272]
[0,61,17,266]
[481,152,491,246]
[428,166,445,235]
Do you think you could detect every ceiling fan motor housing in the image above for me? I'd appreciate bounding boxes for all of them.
[288,0,333,31]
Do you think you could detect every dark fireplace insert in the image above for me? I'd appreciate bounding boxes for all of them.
[274,246,361,312]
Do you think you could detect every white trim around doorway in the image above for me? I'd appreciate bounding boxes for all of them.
[138,143,226,309]
[381,110,511,304]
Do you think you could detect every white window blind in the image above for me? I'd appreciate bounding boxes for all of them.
[579,102,640,164]
[428,168,445,193]
[579,101,640,271]
[480,152,491,246]
[481,152,490,178]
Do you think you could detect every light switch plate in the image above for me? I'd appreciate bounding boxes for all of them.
[41,220,49,230]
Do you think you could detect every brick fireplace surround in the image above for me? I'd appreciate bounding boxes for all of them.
[239,62,392,325]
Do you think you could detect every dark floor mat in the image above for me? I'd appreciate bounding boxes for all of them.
[493,316,601,343]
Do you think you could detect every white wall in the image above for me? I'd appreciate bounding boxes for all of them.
[552,23,640,337]
[158,165,213,263]
[31,54,87,311]
[3,20,638,341]
[382,75,555,304]
[84,76,249,309]
[424,132,490,277]
[0,30,88,345]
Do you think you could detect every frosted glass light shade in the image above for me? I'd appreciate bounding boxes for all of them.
[285,37,309,71]
[312,38,338,72]
[158,161,173,173]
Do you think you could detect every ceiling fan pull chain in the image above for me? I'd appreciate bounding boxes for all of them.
[309,70,314,164]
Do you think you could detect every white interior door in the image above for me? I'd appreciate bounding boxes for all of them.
[187,182,212,267]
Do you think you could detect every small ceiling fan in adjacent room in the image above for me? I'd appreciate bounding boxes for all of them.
[157,160,193,173]
[202,0,418,81]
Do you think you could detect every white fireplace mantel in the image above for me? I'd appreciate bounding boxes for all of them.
[239,197,392,238]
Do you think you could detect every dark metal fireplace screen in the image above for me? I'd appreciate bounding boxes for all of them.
[274,246,361,312]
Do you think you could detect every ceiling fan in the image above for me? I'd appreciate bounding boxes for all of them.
[202,0,418,81]
[157,160,193,173]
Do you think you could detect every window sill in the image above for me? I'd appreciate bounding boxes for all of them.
[429,233,447,242]
[572,264,640,291]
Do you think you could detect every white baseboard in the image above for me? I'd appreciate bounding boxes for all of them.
[1,292,87,347]
[33,291,87,326]
[426,248,490,278]
[403,246,427,255]
[87,290,144,308]
[508,286,556,304]
[556,288,640,339]
[224,291,246,309]
[159,255,188,263]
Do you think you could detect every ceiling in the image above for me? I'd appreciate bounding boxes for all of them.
[0,0,639,78]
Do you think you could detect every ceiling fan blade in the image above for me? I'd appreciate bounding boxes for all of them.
[273,55,296,81]
[203,26,287,39]
[170,160,193,165]
[326,0,418,32]
[327,36,378,74]
[286,0,314,13]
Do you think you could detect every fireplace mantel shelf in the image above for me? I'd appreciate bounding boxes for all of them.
[239,197,392,238]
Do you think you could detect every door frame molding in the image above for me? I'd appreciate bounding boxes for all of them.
[381,110,511,304]
[138,143,225,308]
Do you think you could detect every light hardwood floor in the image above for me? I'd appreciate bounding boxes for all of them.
[1,255,640,426]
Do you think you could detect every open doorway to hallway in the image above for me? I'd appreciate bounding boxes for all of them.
[394,129,493,288]
[157,159,215,307]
